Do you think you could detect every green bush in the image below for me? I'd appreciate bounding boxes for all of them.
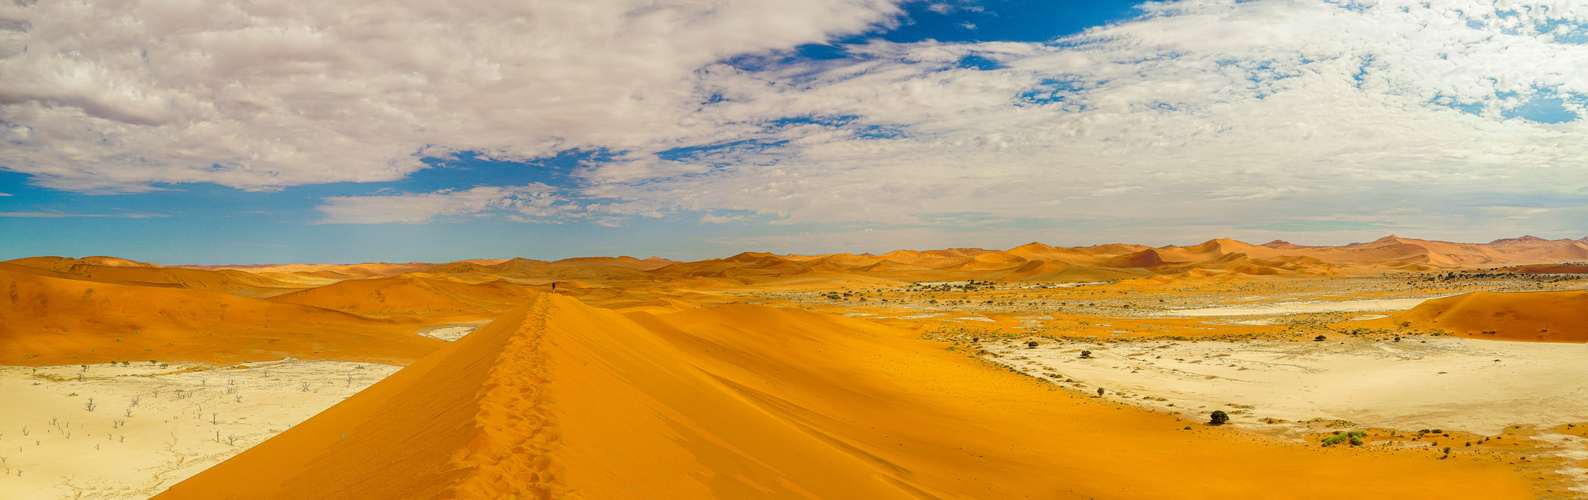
[1209,410,1229,425]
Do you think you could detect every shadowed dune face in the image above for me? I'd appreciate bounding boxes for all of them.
[1401,291,1588,342]
[158,294,1533,499]
[266,276,541,320]
[2,259,302,298]
[0,267,444,365]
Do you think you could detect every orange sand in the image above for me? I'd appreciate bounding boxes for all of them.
[159,294,1533,499]
[11,235,1588,498]
[1401,291,1588,341]
[0,265,443,366]
[267,276,541,320]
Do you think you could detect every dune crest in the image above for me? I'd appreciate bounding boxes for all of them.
[161,293,1536,499]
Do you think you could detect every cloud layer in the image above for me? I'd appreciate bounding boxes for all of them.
[0,0,900,191]
[5,0,1587,238]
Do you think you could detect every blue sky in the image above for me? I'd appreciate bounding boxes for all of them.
[2,0,1587,264]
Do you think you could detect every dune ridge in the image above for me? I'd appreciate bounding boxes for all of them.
[159,293,1536,499]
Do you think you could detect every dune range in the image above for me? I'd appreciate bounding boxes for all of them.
[2,234,1587,499]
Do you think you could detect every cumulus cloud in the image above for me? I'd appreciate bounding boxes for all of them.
[579,0,1588,234]
[7,0,1588,241]
[0,0,902,191]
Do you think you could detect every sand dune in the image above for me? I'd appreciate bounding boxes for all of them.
[11,236,1588,499]
[0,267,443,366]
[1401,291,1588,342]
[3,259,299,298]
[160,293,1534,499]
[182,234,1588,290]
[266,276,540,320]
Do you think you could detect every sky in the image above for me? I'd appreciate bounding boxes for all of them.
[2,0,1587,265]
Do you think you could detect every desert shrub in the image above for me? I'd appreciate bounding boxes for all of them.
[1314,335,1327,341]
[1349,436,1363,446]
[1096,388,1105,396]
[1080,350,1092,359]
[1209,410,1229,425]
[1321,434,1347,446]
[1027,341,1039,349]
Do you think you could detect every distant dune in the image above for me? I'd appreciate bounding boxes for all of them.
[0,264,442,365]
[267,276,541,320]
[4,257,301,297]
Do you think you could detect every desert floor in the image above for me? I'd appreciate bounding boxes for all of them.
[0,359,400,499]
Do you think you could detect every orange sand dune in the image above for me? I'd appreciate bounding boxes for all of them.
[0,266,443,365]
[267,276,540,320]
[192,261,438,277]
[1400,291,1588,342]
[8,255,162,269]
[1269,235,1588,267]
[162,294,1531,499]
[157,234,1588,294]
[1099,248,1173,268]
[5,257,300,297]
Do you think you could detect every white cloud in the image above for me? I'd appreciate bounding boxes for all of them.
[700,213,742,223]
[574,0,1588,237]
[315,184,573,224]
[0,0,903,192]
[7,0,1588,242]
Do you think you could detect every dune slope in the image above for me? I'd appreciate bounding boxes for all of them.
[1401,290,1588,341]
[162,293,1532,499]
[0,266,442,365]
[267,276,539,319]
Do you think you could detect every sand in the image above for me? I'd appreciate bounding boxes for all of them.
[1401,290,1588,341]
[159,295,1536,499]
[12,236,1588,499]
[0,359,400,499]
[987,337,1588,436]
